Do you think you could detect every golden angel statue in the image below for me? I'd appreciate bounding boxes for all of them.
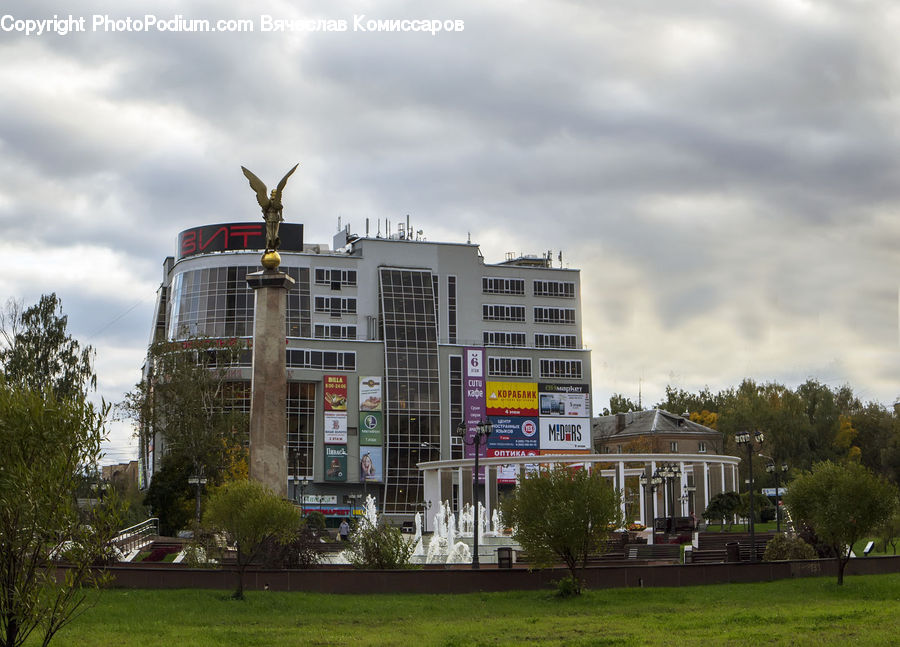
[240,163,299,253]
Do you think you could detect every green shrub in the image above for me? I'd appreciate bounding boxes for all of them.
[763,533,817,561]
[347,521,415,569]
[555,575,582,598]
[304,511,327,532]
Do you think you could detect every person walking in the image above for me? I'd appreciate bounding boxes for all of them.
[339,518,350,542]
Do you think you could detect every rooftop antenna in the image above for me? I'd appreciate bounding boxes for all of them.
[366,218,370,237]
[406,214,411,240]
[338,216,342,232]
[638,378,642,410]
[467,231,471,244]
[377,219,382,238]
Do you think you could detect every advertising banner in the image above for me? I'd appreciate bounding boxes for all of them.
[487,448,539,484]
[359,446,384,483]
[539,417,592,451]
[324,445,347,482]
[464,347,487,481]
[538,383,591,418]
[463,347,486,456]
[359,376,382,411]
[486,416,540,450]
[358,411,383,446]
[324,411,348,444]
[485,381,538,417]
[324,375,348,410]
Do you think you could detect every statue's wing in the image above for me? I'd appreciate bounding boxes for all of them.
[241,166,269,209]
[274,163,300,200]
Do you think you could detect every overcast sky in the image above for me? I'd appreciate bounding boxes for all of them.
[1,0,898,464]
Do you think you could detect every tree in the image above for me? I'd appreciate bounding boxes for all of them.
[784,461,897,585]
[0,294,121,647]
[121,337,249,533]
[203,479,300,599]
[702,491,741,529]
[501,466,622,594]
[875,504,900,555]
[602,394,641,416]
[0,294,95,398]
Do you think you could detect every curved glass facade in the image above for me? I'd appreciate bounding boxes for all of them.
[168,265,311,340]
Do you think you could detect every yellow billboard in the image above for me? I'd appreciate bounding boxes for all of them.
[485,381,538,416]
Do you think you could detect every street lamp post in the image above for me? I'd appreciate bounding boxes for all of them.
[735,430,765,562]
[188,469,207,525]
[297,477,310,517]
[762,458,789,533]
[453,419,493,570]
[639,472,663,541]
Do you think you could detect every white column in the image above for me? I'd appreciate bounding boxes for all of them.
[679,461,687,516]
[638,480,646,525]
[484,465,491,525]
[617,459,627,522]
[703,462,710,510]
[720,463,726,494]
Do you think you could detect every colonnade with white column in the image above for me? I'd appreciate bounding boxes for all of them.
[419,453,742,531]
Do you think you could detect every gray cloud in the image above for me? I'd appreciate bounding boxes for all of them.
[1,0,898,461]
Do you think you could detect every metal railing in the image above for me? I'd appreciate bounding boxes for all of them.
[111,518,159,554]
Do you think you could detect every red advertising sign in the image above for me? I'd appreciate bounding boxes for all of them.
[324,375,348,411]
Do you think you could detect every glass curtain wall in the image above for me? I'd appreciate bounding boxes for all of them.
[168,265,310,339]
[378,268,440,514]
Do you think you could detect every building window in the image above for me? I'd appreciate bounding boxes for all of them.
[534,333,577,349]
[447,276,457,344]
[670,441,678,453]
[482,277,525,295]
[314,296,357,317]
[313,324,357,340]
[483,331,527,347]
[539,359,582,379]
[534,307,575,325]
[286,349,356,371]
[483,304,526,322]
[487,357,532,377]
[449,355,463,440]
[314,268,357,288]
[533,280,575,298]
[287,382,316,482]
[698,442,707,453]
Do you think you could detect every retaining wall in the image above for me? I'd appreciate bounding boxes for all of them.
[90,555,900,594]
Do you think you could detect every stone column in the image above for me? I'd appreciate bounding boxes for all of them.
[246,269,295,497]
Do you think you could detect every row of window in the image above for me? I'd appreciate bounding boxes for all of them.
[602,441,707,454]
[286,349,357,371]
[483,278,575,298]
[483,304,576,324]
[314,268,357,288]
[487,357,582,379]
[483,331,577,349]
[314,296,357,317]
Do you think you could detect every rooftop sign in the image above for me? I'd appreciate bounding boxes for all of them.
[177,222,304,259]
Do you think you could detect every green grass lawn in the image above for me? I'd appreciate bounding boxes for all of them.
[36,573,900,646]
